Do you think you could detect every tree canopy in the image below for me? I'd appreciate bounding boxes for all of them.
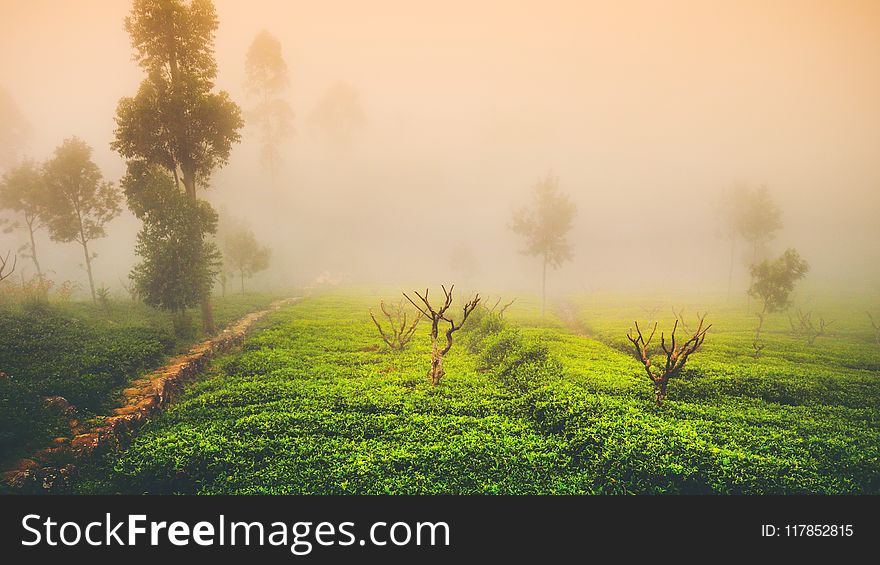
[245,29,294,179]
[43,137,121,301]
[512,173,576,269]
[511,173,576,315]
[124,162,220,313]
[748,248,809,313]
[722,184,783,261]
[223,224,271,293]
[112,0,243,198]
[0,160,48,275]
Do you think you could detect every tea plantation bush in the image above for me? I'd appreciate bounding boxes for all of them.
[0,293,284,464]
[77,292,879,494]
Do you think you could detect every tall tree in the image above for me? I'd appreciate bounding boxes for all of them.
[245,30,294,182]
[123,162,220,325]
[112,0,243,332]
[43,137,121,302]
[511,173,576,316]
[0,160,48,276]
[307,81,366,148]
[719,184,783,298]
[223,224,271,293]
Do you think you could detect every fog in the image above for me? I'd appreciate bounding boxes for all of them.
[2,0,879,299]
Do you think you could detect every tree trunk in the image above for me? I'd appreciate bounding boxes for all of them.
[181,167,216,334]
[653,379,667,407]
[27,220,42,277]
[240,269,245,294]
[201,296,216,335]
[81,239,96,303]
[541,255,547,317]
[429,340,445,385]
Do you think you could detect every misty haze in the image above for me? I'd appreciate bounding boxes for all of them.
[0,0,877,500]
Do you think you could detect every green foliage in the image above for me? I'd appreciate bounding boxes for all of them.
[42,137,121,302]
[0,160,48,275]
[112,0,243,195]
[721,184,783,255]
[223,224,271,292]
[124,163,220,313]
[462,307,507,354]
[748,248,809,313]
[245,29,294,176]
[43,137,120,245]
[0,293,283,466]
[66,293,879,495]
[511,173,576,269]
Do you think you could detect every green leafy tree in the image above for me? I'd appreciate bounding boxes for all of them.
[0,160,48,276]
[748,248,809,356]
[245,30,294,182]
[43,137,121,302]
[112,0,243,332]
[123,162,220,321]
[511,173,576,315]
[720,184,783,297]
[223,225,271,293]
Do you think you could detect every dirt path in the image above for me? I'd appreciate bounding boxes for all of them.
[2,297,302,493]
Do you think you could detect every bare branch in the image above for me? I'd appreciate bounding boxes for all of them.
[0,251,16,283]
[626,316,710,406]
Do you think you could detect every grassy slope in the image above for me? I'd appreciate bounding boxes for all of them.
[0,292,286,467]
[78,290,879,494]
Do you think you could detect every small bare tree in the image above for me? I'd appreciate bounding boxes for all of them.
[485,296,516,318]
[867,312,880,346]
[788,309,832,345]
[404,285,480,385]
[626,316,711,407]
[0,251,15,283]
[369,299,422,351]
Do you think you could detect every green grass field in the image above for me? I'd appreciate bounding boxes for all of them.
[0,293,285,467]
[74,290,879,494]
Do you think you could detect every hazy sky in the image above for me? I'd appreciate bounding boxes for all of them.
[1,0,878,297]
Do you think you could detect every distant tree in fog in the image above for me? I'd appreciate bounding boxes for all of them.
[307,82,366,147]
[43,137,121,302]
[0,160,49,276]
[123,163,220,330]
[0,86,30,171]
[245,30,294,182]
[511,173,576,316]
[112,0,243,332]
[223,225,271,293]
[719,184,783,298]
[748,247,808,357]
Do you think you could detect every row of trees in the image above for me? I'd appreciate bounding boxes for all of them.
[2,1,274,320]
[0,138,120,301]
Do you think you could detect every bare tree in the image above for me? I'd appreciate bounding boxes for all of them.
[788,309,832,345]
[404,285,480,385]
[485,296,516,318]
[626,316,711,407]
[369,299,422,351]
[0,251,15,283]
